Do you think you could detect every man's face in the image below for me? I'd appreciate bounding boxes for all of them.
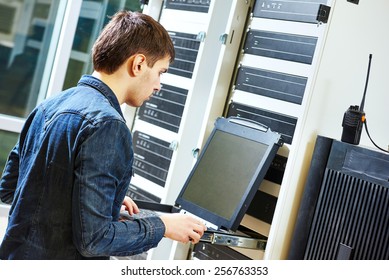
[126,56,170,107]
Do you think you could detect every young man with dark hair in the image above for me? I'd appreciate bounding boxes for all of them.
[0,11,206,260]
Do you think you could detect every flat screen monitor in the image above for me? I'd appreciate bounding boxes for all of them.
[175,117,283,231]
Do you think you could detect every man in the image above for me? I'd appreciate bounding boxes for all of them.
[0,11,206,259]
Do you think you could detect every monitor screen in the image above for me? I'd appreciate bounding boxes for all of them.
[175,117,283,231]
[181,130,268,220]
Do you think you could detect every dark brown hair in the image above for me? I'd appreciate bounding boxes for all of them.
[92,11,175,74]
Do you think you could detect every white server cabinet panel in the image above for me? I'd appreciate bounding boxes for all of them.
[225,0,335,259]
[128,0,251,260]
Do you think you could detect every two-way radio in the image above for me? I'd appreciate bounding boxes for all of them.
[341,54,372,145]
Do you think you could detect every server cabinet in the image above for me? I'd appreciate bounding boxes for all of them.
[126,0,335,260]
[125,0,252,260]
[223,0,334,259]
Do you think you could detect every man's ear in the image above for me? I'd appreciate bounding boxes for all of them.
[128,54,146,76]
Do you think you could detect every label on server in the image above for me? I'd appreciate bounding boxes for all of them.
[138,84,188,133]
[227,102,297,145]
[168,31,201,78]
[235,66,307,105]
[132,131,173,187]
[244,29,317,65]
[253,0,328,23]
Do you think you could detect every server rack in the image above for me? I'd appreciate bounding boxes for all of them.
[224,0,334,259]
[126,0,252,260]
[126,0,334,260]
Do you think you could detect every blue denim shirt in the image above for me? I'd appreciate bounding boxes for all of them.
[0,75,165,259]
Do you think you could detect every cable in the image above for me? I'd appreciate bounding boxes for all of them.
[364,119,389,153]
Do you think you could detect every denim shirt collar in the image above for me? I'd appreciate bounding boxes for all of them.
[77,75,125,120]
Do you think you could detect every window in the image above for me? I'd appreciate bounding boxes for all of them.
[0,0,141,173]
[63,0,141,89]
[0,0,62,118]
[0,130,19,171]
[0,0,64,174]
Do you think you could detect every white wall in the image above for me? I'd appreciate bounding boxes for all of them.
[310,0,389,146]
[273,0,389,259]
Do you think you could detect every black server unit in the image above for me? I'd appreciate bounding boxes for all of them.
[192,242,251,260]
[289,135,389,260]
[253,0,329,23]
[137,84,189,133]
[132,131,173,187]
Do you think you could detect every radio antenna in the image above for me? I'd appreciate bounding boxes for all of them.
[360,54,372,112]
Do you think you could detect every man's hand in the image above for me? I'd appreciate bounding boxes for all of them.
[160,214,207,244]
[121,196,140,216]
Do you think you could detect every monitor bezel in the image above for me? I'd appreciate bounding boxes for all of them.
[174,117,283,231]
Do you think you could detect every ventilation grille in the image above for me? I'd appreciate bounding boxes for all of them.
[305,168,389,259]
